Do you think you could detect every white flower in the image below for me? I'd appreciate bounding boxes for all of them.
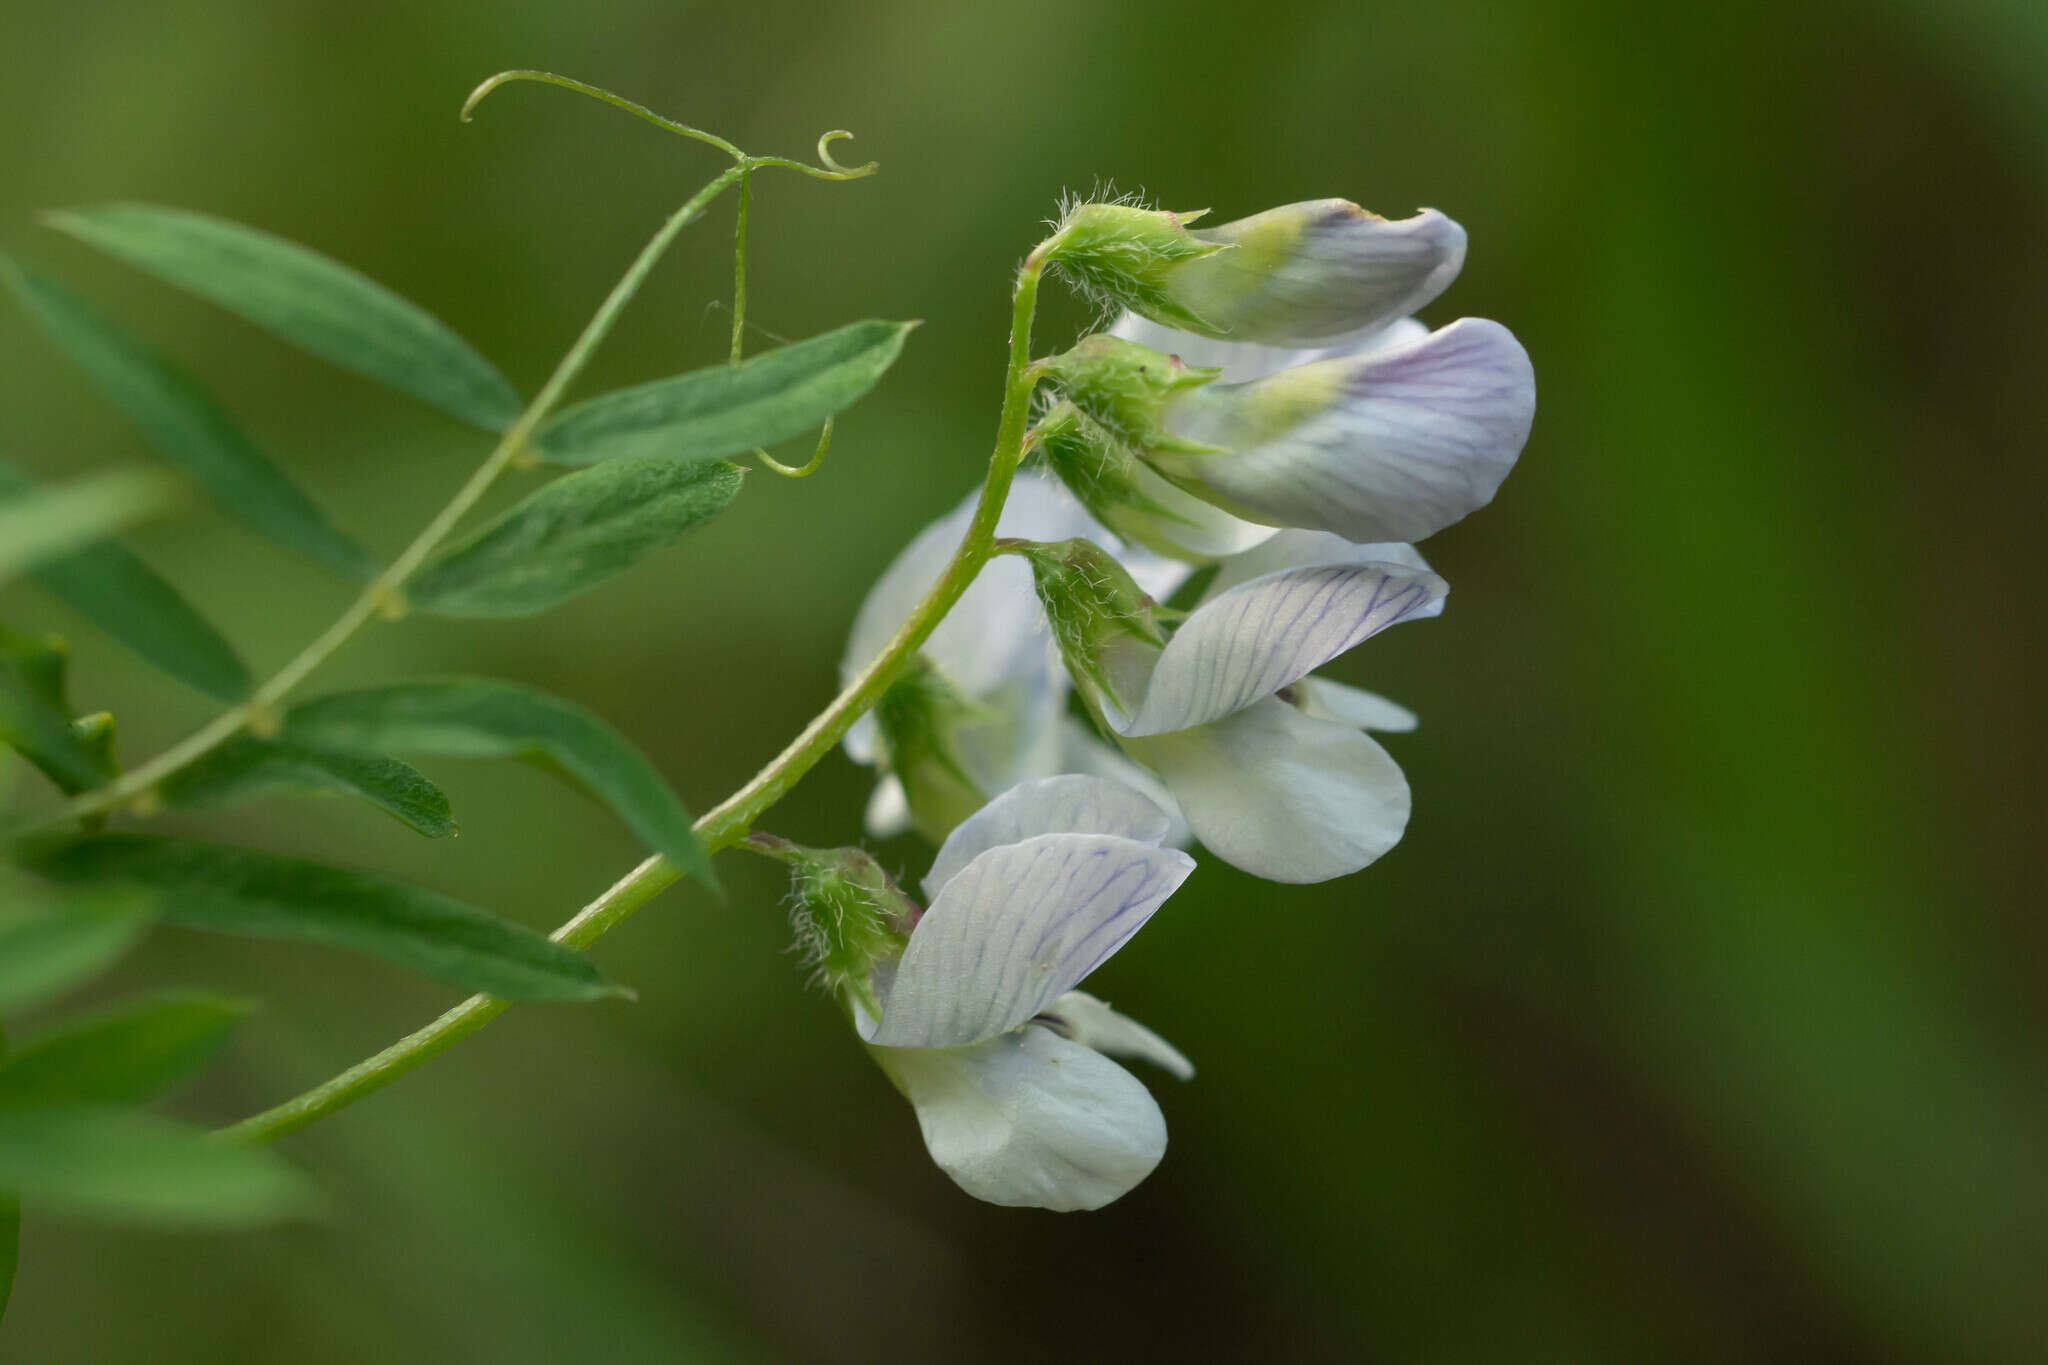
[1116,199,1467,348]
[1030,534,1445,883]
[1071,311,1533,548]
[859,775,1196,1211]
[842,471,1186,841]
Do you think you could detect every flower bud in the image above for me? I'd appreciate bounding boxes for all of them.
[871,654,994,844]
[1015,537,1165,722]
[778,840,917,1019]
[1030,402,1275,563]
[1140,200,1467,348]
[1037,202,1232,335]
[1040,334,1220,456]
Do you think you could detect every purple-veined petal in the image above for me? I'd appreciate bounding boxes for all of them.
[868,1027,1166,1211]
[923,774,1174,900]
[1203,529,1438,610]
[1165,201,1467,347]
[1111,310,1428,385]
[868,833,1193,1048]
[1153,317,1535,544]
[1058,717,1192,848]
[1044,990,1193,1081]
[1124,562,1446,736]
[1302,678,1419,733]
[1124,696,1410,883]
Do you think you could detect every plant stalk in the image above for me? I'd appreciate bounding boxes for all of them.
[219,256,1051,1144]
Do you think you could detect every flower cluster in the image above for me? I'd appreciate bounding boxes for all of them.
[808,193,1532,1209]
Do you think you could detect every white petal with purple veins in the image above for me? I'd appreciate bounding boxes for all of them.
[869,833,1194,1048]
[1166,201,1467,347]
[1123,563,1447,736]
[1125,697,1410,883]
[1154,317,1535,544]
[1057,718,1194,848]
[1045,990,1194,1081]
[869,1027,1166,1211]
[1302,678,1419,733]
[1112,310,1429,385]
[1203,529,1438,607]
[923,775,1173,899]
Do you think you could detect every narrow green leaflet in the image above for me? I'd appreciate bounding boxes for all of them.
[0,464,173,586]
[284,678,714,889]
[0,994,250,1107]
[0,460,250,701]
[20,834,623,1003]
[159,735,456,837]
[0,893,154,1014]
[0,1106,315,1228]
[0,629,115,795]
[1,259,372,578]
[533,319,917,467]
[409,457,743,618]
[48,203,521,431]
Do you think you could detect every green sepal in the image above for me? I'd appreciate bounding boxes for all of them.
[1042,203,1230,334]
[1015,537,1166,718]
[771,840,915,1020]
[1041,333,1222,456]
[871,655,991,845]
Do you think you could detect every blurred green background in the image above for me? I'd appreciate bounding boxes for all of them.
[3,0,2045,1359]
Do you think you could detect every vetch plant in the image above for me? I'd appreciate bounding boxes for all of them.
[0,68,1533,1301]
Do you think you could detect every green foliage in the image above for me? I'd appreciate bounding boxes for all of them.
[0,1187,14,1325]
[0,465,173,586]
[0,459,250,701]
[0,258,372,578]
[160,735,456,837]
[0,893,153,1014]
[20,834,625,1003]
[533,319,916,467]
[0,1106,316,1229]
[48,203,521,431]
[409,458,743,618]
[284,678,713,888]
[0,628,116,795]
[0,994,250,1107]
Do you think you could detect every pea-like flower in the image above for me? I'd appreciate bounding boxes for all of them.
[851,775,1197,1211]
[1024,533,1445,883]
[842,472,1184,842]
[1049,199,1467,347]
[1045,317,1534,547]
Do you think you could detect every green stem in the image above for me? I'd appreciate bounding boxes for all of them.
[43,166,746,829]
[729,165,752,364]
[219,256,1052,1146]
